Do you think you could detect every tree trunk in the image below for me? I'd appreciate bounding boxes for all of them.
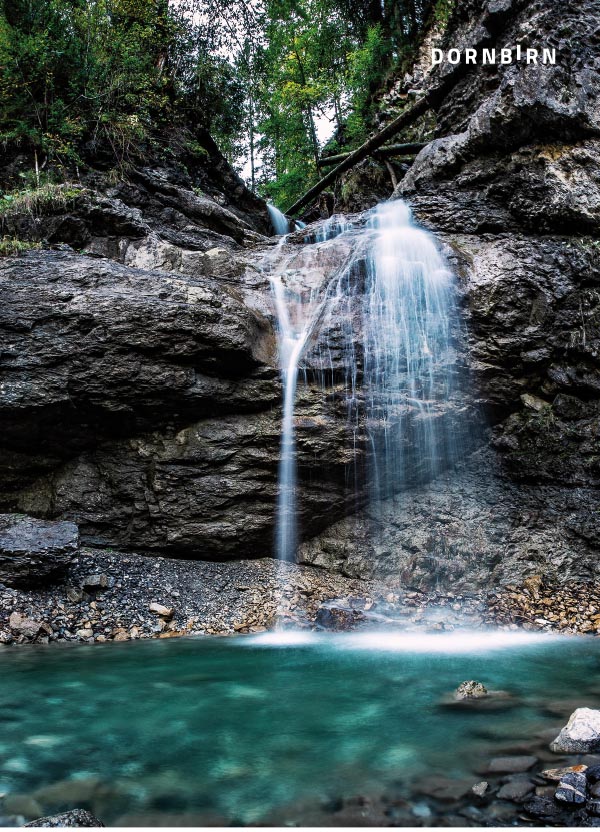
[285,94,431,215]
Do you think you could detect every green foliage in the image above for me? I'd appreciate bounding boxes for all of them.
[0,236,41,256]
[0,0,247,168]
[345,24,391,144]
[0,0,435,207]
[432,0,456,26]
[0,183,83,218]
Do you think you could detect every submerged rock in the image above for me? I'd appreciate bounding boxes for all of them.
[0,515,78,587]
[496,775,535,802]
[454,680,488,700]
[25,809,104,827]
[487,756,538,774]
[551,709,600,754]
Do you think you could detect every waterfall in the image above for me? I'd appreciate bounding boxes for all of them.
[267,200,470,564]
[267,203,290,236]
[362,201,462,501]
[270,277,308,562]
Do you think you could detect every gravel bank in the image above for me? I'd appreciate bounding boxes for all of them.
[1,551,599,646]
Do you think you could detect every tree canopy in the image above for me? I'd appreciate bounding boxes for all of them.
[0,0,437,203]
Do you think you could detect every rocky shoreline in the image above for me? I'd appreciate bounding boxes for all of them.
[1,546,599,646]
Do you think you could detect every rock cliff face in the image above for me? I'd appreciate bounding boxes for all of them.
[300,0,600,588]
[0,170,361,557]
[1,0,599,589]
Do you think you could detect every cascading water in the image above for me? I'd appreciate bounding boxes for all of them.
[267,203,290,236]
[362,201,464,501]
[267,199,472,566]
[270,277,310,562]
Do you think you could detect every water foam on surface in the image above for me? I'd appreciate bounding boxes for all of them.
[245,629,563,652]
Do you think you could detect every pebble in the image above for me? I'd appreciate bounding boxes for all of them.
[471,781,488,797]
[588,799,600,817]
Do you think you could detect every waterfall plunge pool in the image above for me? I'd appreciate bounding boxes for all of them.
[1,631,599,826]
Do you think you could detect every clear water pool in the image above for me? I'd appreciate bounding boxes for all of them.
[0,631,599,825]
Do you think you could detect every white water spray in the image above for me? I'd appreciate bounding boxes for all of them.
[267,200,471,564]
[267,203,290,236]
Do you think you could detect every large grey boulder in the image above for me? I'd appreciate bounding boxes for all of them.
[0,514,78,586]
[551,708,600,754]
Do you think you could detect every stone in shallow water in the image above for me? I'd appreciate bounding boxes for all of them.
[487,755,538,774]
[471,781,488,797]
[2,793,43,820]
[25,809,104,827]
[496,775,535,802]
[555,770,587,804]
[551,708,600,753]
[541,764,588,782]
[523,796,569,821]
[453,680,487,699]
[587,765,600,784]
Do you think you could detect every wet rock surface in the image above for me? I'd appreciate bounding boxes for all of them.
[24,809,104,827]
[0,549,405,643]
[0,1,598,603]
[552,709,600,754]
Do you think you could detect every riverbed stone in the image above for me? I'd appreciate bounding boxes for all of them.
[454,680,487,700]
[0,515,78,587]
[496,775,535,802]
[551,709,600,754]
[487,756,538,774]
[25,809,104,827]
[555,770,587,805]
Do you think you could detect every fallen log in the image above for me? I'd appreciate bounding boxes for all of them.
[285,94,431,216]
[318,142,426,167]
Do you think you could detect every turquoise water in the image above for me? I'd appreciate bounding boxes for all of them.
[1,631,599,825]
